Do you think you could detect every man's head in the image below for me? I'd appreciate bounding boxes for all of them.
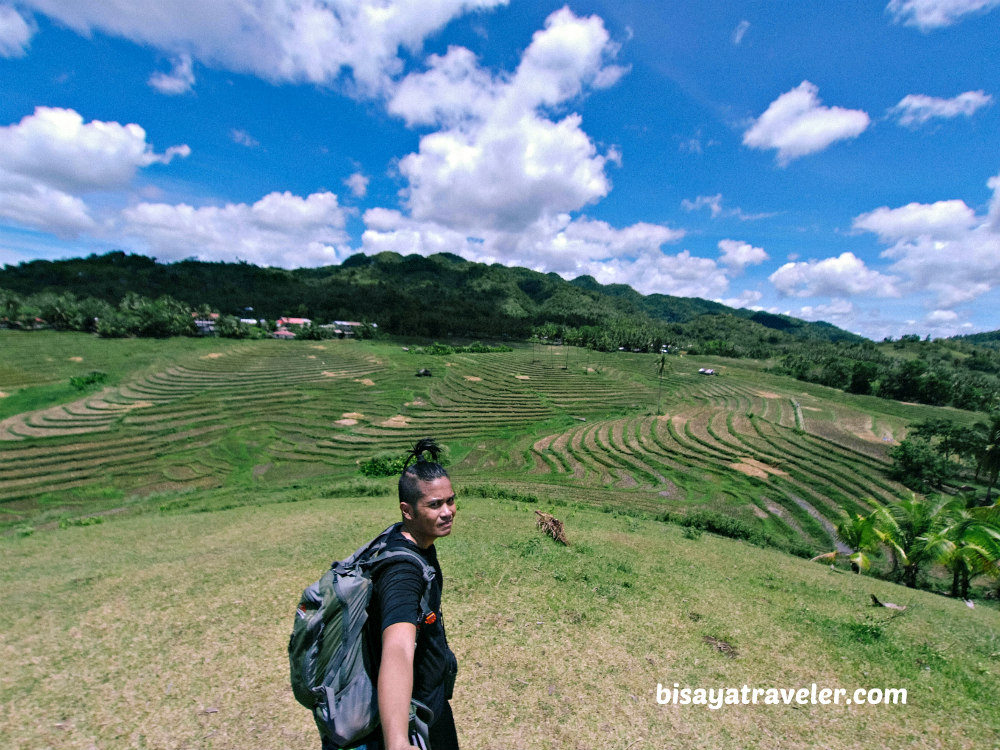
[398,438,456,548]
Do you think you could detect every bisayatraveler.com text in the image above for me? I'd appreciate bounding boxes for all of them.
[657,683,907,710]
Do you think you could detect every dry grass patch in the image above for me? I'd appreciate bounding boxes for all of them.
[514,375,530,380]
[69,356,84,362]
[354,378,376,387]
[731,458,788,480]
[463,376,482,382]
[200,353,225,359]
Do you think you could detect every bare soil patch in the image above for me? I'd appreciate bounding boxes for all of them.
[730,457,788,480]
[464,375,482,382]
[335,418,358,426]
[310,345,327,350]
[69,356,84,362]
[354,378,375,386]
[252,462,273,479]
[405,399,427,407]
[514,375,530,380]
[381,415,410,427]
[307,355,317,359]
[200,353,224,359]
[753,390,781,399]
[0,391,7,398]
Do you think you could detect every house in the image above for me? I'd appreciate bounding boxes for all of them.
[192,311,220,335]
[272,329,296,339]
[277,316,311,327]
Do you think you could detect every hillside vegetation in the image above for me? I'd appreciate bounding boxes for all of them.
[2,332,998,749]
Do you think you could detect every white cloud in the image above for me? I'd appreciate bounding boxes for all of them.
[716,290,763,309]
[149,54,195,94]
[787,298,856,323]
[853,199,977,241]
[853,173,1000,307]
[886,0,1000,30]
[230,129,260,148]
[18,0,509,95]
[390,7,625,233]
[718,239,768,272]
[681,193,776,221]
[120,190,351,267]
[732,20,750,45]
[890,90,993,127]
[682,194,724,218]
[0,107,189,193]
[0,4,33,57]
[0,107,188,236]
[360,208,708,294]
[345,172,369,198]
[769,252,900,298]
[743,81,870,166]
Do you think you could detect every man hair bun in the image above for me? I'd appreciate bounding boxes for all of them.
[404,437,440,469]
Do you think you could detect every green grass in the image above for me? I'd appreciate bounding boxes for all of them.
[3,333,998,748]
[2,488,997,749]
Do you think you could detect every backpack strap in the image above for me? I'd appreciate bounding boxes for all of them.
[368,542,437,630]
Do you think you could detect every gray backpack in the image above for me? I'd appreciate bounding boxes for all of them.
[289,523,435,748]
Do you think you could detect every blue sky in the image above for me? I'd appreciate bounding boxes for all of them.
[0,0,998,340]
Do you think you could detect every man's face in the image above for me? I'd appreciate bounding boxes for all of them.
[402,476,456,547]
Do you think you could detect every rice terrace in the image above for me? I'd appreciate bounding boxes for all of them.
[2,331,998,749]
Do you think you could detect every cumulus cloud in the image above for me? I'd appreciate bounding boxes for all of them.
[0,107,189,193]
[149,54,196,94]
[718,239,768,272]
[890,90,993,127]
[389,7,625,233]
[345,172,369,198]
[743,81,870,166]
[361,208,707,294]
[853,173,1000,307]
[769,251,900,298]
[18,0,509,95]
[0,107,189,236]
[886,0,1000,30]
[787,298,856,323]
[120,190,351,267]
[0,4,34,57]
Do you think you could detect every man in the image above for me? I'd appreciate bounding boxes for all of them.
[366,438,459,750]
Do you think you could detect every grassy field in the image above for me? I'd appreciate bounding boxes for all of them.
[2,332,998,749]
[2,490,997,749]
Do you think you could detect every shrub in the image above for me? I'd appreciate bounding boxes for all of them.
[359,453,409,477]
[70,370,109,391]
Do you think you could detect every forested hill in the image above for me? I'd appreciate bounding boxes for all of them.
[1,250,858,345]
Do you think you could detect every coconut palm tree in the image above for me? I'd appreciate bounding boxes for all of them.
[972,413,1000,504]
[872,495,955,588]
[927,503,1000,599]
[836,513,879,573]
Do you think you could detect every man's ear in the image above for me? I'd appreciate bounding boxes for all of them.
[400,501,414,521]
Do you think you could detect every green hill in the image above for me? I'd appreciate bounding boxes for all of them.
[1,332,998,749]
[0,250,861,344]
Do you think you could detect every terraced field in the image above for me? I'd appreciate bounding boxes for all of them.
[0,335,928,552]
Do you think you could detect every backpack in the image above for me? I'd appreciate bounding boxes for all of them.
[289,522,436,748]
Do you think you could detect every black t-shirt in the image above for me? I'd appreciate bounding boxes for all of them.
[367,525,456,724]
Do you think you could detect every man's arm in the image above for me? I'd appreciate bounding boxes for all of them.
[378,621,418,750]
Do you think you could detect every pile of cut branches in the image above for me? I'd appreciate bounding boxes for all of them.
[535,510,568,545]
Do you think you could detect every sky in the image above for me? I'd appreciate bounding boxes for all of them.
[0,0,998,341]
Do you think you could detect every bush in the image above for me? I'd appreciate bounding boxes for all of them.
[70,371,108,391]
[359,453,410,478]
